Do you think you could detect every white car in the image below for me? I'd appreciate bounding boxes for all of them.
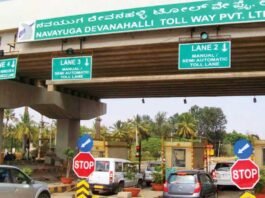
[88,158,143,194]
[143,161,161,186]
[0,165,50,198]
[211,161,236,189]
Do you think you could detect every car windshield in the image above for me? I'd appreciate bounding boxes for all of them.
[215,163,233,171]
[169,174,195,184]
[147,163,161,171]
[95,161,110,172]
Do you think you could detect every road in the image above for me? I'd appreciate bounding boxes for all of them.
[52,187,245,198]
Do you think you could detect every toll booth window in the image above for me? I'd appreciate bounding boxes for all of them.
[172,149,186,167]
[95,161,110,172]
[263,148,265,165]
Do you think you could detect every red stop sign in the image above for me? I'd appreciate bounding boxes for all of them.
[230,159,260,189]
[73,152,95,178]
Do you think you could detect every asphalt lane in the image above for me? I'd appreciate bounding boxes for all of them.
[52,187,245,198]
[218,190,243,198]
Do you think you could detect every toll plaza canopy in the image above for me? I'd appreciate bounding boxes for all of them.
[1,0,265,99]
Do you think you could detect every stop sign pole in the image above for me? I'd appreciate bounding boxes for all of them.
[231,159,260,190]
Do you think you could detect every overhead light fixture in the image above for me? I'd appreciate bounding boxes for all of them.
[183,98,187,104]
[142,98,145,104]
[200,32,209,40]
[65,48,74,55]
[0,50,4,57]
[253,97,257,103]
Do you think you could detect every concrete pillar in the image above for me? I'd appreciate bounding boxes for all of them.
[56,119,80,159]
[0,109,3,164]
[95,117,101,140]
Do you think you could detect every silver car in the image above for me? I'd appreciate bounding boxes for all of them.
[211,161,235,188]
[0,165,50,198]
[144,162,161,186]
[163,170,217,198]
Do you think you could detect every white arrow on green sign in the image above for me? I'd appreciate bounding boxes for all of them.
[0,58,17,80]
[178,41,231,70]
[52,56,92,81]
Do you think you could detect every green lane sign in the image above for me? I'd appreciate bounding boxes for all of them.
[17,0,265,42]
[52,56,92,80]
[179,41,231,70]
[0,58,17,80]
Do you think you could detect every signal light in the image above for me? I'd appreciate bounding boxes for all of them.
[135,145,141,157]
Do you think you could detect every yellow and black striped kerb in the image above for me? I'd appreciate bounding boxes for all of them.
[49,183,76,193]
[76,180,92,198]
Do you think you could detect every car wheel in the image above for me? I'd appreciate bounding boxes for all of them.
[217,185,223,191]
[146,181,151,186]
[114,182,124,194]
[211,192,218,198]
[92,190,98,195]
[38,192,50,198]
[136,179,143,188]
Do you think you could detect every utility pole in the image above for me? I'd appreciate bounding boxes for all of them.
[37,115,44,159]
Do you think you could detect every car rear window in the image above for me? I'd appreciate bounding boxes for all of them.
[147,163,161,171]
[215,163,233,171]
[95,161,110,172]
[169,174,195,184]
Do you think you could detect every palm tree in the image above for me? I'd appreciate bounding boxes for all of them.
[152,112,169,181]
[15,107,36,159]
[128,114,151,171]
[128,115,150,142]
[153,112,170,138]
[3,109,18,151]
[176,113,197,139]
[168,113,179,140]
[111,120,129,141]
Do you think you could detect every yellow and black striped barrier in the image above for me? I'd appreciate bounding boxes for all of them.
[76,180,92,198]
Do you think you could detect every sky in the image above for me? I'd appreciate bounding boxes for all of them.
[16,96,265,139]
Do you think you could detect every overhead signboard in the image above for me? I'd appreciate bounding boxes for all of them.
[17,1,265,42]
[52,56,92,81]
[0,58,17,80]
[179,41,231,69]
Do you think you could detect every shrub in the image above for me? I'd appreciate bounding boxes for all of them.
[152,165,163,184]
[256,169,265,193]
[21,167,33,176]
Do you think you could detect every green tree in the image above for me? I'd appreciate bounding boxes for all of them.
[152,112,170,138]
[82,120,110,140]
[141,137,161,160]
[128,114,150,141]
[176,112,197,139]
[168,113,179,139]
[15,107,37,157]
[223,130,248,145]
[190,105,227,156]
[111,120,130,141]
[3,109,18,151]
